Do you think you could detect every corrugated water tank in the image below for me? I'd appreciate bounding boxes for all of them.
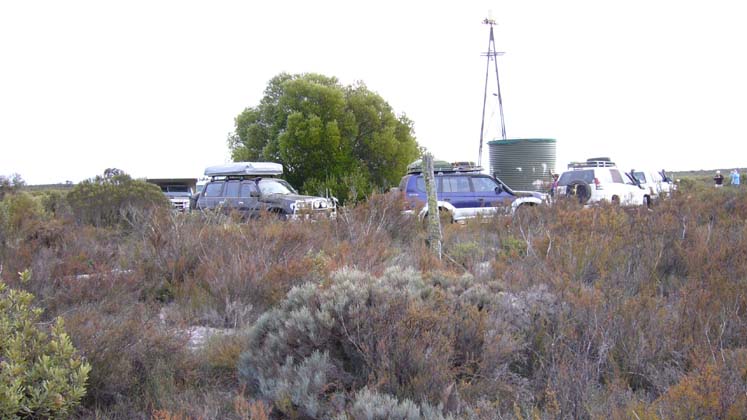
[488,138,556,192]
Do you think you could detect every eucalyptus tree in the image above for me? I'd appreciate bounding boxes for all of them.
[229,73,419,201]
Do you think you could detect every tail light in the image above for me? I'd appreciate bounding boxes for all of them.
[594,177,602,190]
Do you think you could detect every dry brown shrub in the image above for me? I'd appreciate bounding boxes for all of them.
[65,302,195,410]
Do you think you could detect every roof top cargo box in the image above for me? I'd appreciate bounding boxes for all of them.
[204,162,283,178]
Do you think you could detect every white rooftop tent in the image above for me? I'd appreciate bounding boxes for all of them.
[204,162,283,178]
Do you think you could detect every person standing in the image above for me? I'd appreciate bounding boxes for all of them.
[714,170,724,188]
[550,173,559,196]
[730,169,741,186]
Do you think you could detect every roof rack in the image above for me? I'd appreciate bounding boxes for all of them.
[406,159,484,174]
[204,162,283,178]
[567,158,617,169]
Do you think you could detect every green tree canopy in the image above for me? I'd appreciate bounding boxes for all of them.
[229,73,420,201]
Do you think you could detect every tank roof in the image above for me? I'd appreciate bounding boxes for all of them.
[487,138,556,145]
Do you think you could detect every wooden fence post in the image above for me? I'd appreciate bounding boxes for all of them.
[423,153,442,259]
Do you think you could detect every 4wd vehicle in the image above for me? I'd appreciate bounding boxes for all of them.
[195,162,337,219]
[629,169,676,199]
[146,178,197,212]
[397,160,546,223]
[556,158,650,206]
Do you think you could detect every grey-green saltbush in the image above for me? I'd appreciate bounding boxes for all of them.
[335,387,454,420]
[238,266,561,418]
[238,267,432,417]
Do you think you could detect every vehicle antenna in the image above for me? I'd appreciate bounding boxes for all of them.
[478,13,507,167]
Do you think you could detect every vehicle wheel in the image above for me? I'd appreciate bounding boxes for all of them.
[261,208,288,221]
[611,195,620,205]
[513,203,538,222]
[422,208,451,226]
[567,181,591,204]
[643,195,652,208]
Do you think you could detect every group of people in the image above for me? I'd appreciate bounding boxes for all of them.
[713,169,741,187]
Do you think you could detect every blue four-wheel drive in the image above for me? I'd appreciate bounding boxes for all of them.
[395,160,547,223]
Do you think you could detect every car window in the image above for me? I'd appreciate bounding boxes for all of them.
[441,176,471,193]
[558,170,593,186]
[258,179,296,195]
[472,176,498,192]
[204,182,224,197]
[632,171,647,183]
[415,177,426,192]
[399,176,409,191]
[224,181,240,197]
[610,169,624,183]
[240,182,258,198]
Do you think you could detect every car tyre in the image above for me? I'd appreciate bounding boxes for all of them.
[422,208,452,226]
[567,180,591,204]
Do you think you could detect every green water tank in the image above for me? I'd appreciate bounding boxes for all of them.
[488,138,557,192]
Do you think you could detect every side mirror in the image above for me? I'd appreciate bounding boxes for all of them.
[495,185,503,194]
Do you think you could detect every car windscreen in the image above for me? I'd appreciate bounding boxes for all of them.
[558,170,594,186]
[165,185,190,193]
[258,179,297,195]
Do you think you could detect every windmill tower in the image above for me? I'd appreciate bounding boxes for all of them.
[478,15,506,167]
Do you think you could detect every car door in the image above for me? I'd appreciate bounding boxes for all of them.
[470,175,512,213]
[198,181,225,210]
[239,181,261,218]
[438,175,473,210]
[222,180,241,214]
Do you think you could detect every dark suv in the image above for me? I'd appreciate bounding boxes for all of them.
[397,160,546,223]
[195,162,336,219]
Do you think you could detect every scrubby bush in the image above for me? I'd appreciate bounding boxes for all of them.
[237,267,560,418]
[66,302,193,411]
[40,190,71,218]
[651,348,747,418]
[337,387,454,420]
[66,169,168,227]
[0,190,45,249]
[0,173,24,201]
[2,173,747,418]
[0,272,90,419]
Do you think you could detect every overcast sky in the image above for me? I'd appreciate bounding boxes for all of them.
[1,0,745,184]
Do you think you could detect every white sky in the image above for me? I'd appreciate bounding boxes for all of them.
[1,0,745,184]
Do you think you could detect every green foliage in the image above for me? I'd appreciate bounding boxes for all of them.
[0,191,44,241]
[0,274,90,419]
[40,190,70,218]
[229,73,420,201]
[0,173,24,201]
[66,168,168,227]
